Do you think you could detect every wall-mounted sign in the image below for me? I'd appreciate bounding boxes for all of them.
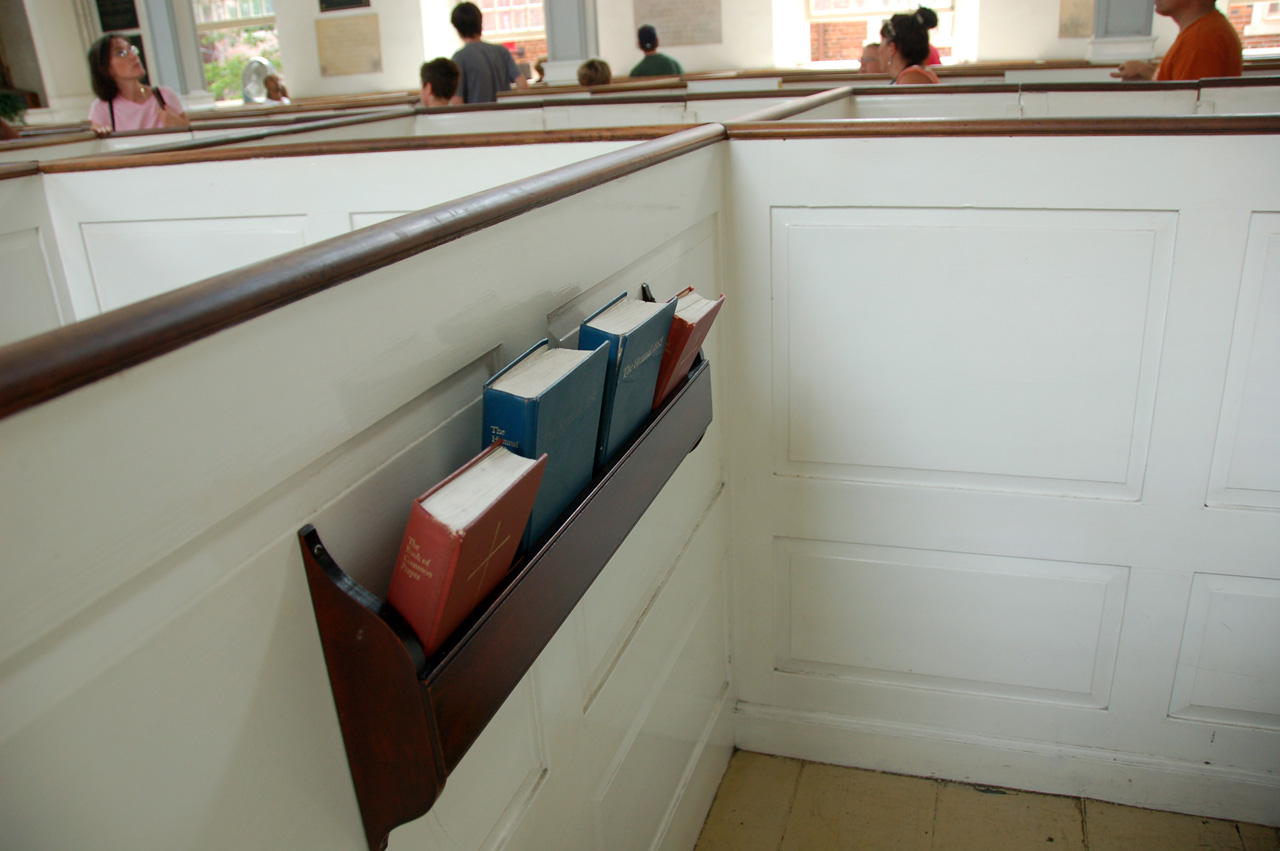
[319,0,371,11]
[1059,0,1094,38]
[634,0,722,47]
[316,14,383,76]
[95,0,139,31]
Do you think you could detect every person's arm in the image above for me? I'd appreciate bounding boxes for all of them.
[504,52,527,91]
[1111,60,1157,81]
[88,99,112,136]
[155,87,190,128]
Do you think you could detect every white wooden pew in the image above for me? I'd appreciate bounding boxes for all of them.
[721,113,1280,828]
[0,126,734,851]
[0,136,645,345]
[0,113,1277,851]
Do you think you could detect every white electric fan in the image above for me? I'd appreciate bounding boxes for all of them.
[241,57,275,104]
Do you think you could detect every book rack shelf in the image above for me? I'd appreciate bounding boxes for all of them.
[298,359,712,851]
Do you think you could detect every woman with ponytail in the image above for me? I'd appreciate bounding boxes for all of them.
[879,7,940,85]
[918,7,942,66]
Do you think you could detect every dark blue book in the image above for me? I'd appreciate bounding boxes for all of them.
[578,293,678,467]
[483,339,608,548]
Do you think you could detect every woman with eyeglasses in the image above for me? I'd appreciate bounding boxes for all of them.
[879,8,941,85]
[87,34,189,134]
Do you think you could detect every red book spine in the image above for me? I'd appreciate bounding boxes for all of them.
[386,444,546,656]
[387,508,463,655]
[651,290,724,409]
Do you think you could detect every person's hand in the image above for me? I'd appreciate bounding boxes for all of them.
[157,105,190,128]
[1111,60,1156,81]
[90,121,112,137]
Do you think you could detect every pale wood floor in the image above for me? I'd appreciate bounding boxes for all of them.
[694,751,1280,851]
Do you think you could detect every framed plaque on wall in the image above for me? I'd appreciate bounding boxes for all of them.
[319,0,371,11]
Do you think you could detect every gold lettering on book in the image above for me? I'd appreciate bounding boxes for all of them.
[622,338,665,379]
[467,522,511,592]
[401,536,433,580]
[489,425,517,451]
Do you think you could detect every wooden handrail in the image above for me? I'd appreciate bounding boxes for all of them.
[40,126,688,173]
[0,162,39,179]
[1198,74,1280,88]
[5,108,1278,417]
[108,106,418,157]
[725,114,1280,138]
[730,86,855,122]
[0,122,725,420]
[0,130,98,151]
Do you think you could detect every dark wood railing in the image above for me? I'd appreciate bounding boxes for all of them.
[6,75,1276,169]
[0,122,724,420]
[3,107,1279,418]
[39,126,688,173]
[724,113,1280,139]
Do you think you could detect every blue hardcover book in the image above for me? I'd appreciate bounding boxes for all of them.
[483,339,609,548]
[578,293,678,467]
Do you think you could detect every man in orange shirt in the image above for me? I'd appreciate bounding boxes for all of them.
[1112,0,1242,81]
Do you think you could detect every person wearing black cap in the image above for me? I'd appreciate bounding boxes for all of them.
[629,25,683,77]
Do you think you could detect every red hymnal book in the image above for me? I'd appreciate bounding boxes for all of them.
[651,287,725,409]
[386,442,546,656]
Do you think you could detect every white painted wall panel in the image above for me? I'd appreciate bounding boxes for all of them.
[237,115,418,147]
[0,175,71,343]
[772,207,1173,497]
[687,97,794,122]
[415,109,545,135]
[0,227,60,345]
[1208,213,1280,509]
[81,216,308,311]
[1020,89,1199,117]
[595,570,729,851]
[1170,574,1280,730]
[847,92,1022,119]
[37,142,633,322]
[776,540,1127,706]
[1198,86,1280,115]
[726,133,1280,825]
[392,680,547,850]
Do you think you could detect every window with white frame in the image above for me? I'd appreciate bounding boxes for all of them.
[192,0,282,101]
[1244,0,1280,35]
[476,0,544,39]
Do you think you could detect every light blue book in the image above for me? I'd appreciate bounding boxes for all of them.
[483,339,609,548]
[578,293,678,468]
